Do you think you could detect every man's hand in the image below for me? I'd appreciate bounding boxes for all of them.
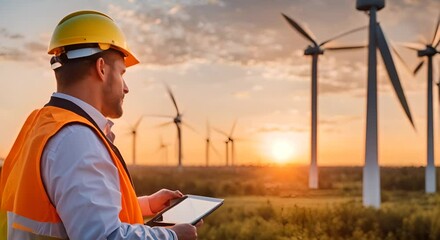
[149,189,183,213]
[171,223,198,240]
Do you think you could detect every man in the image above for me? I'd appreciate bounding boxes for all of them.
[0,10,200,240]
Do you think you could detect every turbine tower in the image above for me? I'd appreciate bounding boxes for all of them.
[206,120,211,167]
[357,0,415,208]
[205,120,220,167]
[153,136,170,166]
[282,13,366,189]
[401,16,440,193]
[149,84,197,168]
[129,116,144,165]
[214,120,238,167]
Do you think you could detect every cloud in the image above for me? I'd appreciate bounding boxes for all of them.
[1,0,435,96]
[0,28,24,39]
[0,47,26,61]
[232,91,250,99]
[25,42,47,53]
[106,1,304,66]
[100,0,438,94]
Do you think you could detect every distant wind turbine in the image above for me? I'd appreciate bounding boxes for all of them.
[148,84,198,168]
[129,116,144,165]
[400,15,440,193]
[356,0,415,208]
[205,120,220,167]
[281,13,366,189]
[214,120,239,167]
[153,136,170,166]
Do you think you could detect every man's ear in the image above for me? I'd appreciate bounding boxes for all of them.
[95,57,106,81]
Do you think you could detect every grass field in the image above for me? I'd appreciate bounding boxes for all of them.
[131,165,440,239]
[224,195,356,209]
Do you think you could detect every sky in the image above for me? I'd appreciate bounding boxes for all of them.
[0,0,439,167]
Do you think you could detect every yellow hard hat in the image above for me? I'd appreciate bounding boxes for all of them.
[48,10,139,67]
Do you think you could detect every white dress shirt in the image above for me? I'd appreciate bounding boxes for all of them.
[41,92,177,240]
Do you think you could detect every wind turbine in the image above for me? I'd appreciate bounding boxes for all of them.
[281,13,366,189]
[214,120,238,167]
[400,16,440,193]
[128,116,144,165]
[149,84,197,168]
[205,120,220,167]
[152,136,170,166]
[356,0,415,208]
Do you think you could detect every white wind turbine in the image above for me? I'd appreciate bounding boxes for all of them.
[152,136,170,166]
[400,15,440,193]
[214,120,239,167]
[205,120,220,167]
[356,0,415,208]
[148,84,198,168]
[282,13,366,189]
[129,116,144,165]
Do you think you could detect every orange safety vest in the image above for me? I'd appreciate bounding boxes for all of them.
[0,101,143,239]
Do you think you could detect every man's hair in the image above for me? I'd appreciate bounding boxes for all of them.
[54,48,123,87]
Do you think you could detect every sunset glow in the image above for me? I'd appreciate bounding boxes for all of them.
[270,139,296,164]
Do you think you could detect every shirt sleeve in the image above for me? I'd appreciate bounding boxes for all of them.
[41,124,177,240]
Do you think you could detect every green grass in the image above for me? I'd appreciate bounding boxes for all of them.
[128,166,440,239]
[199,194,440,240]
[224,195,357,209]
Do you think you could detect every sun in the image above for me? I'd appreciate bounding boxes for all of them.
[270,139,296,164]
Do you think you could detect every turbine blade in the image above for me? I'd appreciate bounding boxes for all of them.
[229,119,238,137]
[164,83,180,114]
[152,145,163,156]
[399,42,424,51]
[133,116,144,129]
[413,61,425,75]
[320,25,367,46]
[234,137,251,142]
[210,142,221,156]
[281,13,318,46]
[431,15,440,47]
[213,127,229,137]
[154,121,173,129]
[206,119,210,138]
[390,42,414,75]
[182,122,200,135]
[325,44,367,50]
[152,148,161,157]
[376,24,415,127]
[145,114,174,118]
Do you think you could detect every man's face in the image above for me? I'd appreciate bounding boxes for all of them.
[101,53,128,119]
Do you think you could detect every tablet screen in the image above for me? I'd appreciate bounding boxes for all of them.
[155,195,223,225]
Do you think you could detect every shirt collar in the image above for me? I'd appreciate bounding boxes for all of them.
[52,92,113,134]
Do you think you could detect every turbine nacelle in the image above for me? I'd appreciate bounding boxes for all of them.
[304,45,324,55]
[417,45,438,57]
[356,0,385,11]
[174,115,182,124]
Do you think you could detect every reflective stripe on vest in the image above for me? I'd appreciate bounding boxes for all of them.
[8,212,66,239]
[0,104,143,239]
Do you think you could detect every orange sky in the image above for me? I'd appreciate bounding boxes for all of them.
[0,0,439,167]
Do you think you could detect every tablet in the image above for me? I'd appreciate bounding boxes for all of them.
[145,194,224,226]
